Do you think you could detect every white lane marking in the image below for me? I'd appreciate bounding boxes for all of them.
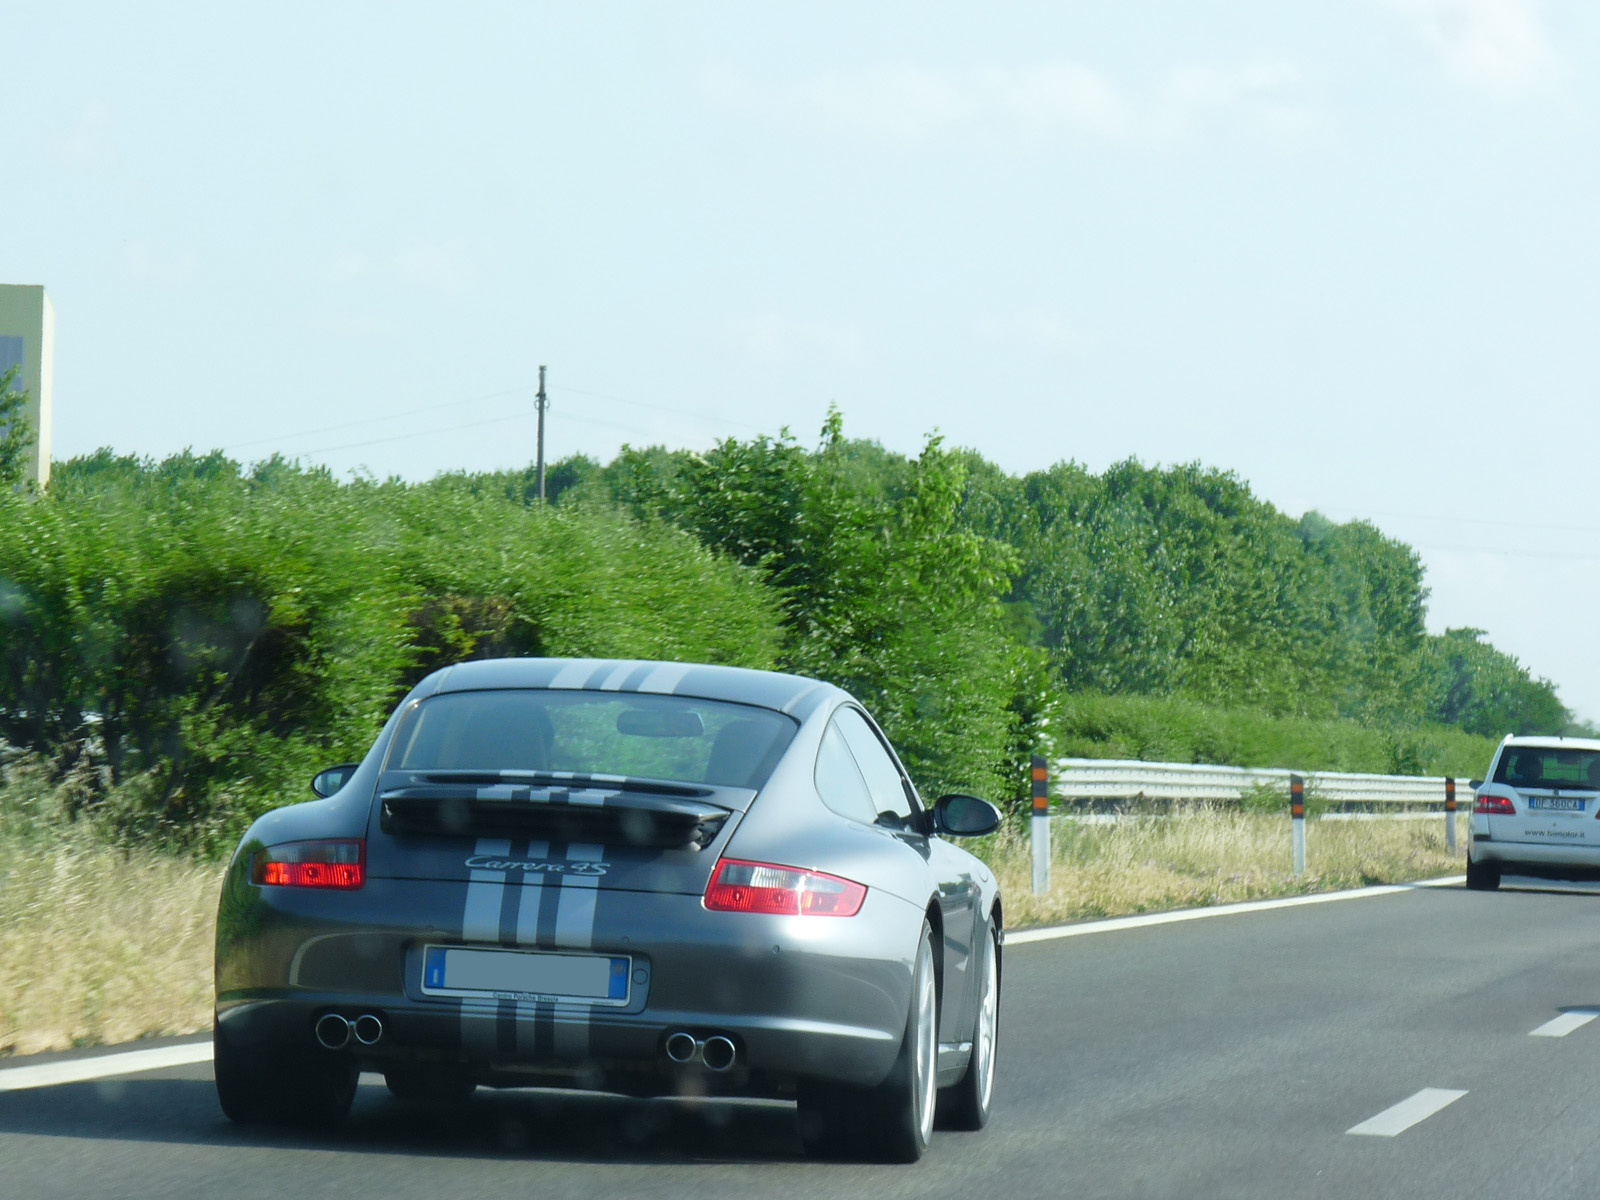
[1347,1088,1467,1137]
[1005,877,1464,945]
[0,1042,213,1092]
[1530,1009,1600,1038]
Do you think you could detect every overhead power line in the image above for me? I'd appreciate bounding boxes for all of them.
[222,384,537,453]
[219,379,781,461]
[1320,506,1600,538]
[1413,543,1600,564]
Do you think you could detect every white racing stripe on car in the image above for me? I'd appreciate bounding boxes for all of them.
[641,662,692,694]
[548,661,594,689]
[554,841,606,1058]
[461,838,512,1054]
[597,662,639,691]
[513,840,551,1058]
[554,842,605,951]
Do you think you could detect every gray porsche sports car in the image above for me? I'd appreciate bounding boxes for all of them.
[213,657,1005,1162]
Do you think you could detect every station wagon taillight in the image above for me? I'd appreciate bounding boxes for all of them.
[1473,794,1515,815]
[252,839,366,889]
[703,858,866,917]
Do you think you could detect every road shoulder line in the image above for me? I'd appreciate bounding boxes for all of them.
[0,1041,214,1092]
[1006,876,1464,945]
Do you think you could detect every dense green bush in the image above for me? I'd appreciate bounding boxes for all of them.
[958,458,1570,736]
[0,452,781,849]
[0,404,1572,849]
[1057,691,1499,779]
[570,415,1047,802]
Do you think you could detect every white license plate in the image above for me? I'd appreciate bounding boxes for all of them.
[1528,797,1586,812]
[422,945,631,1004]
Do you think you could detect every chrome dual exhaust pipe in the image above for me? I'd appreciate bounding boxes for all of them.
[664,1031,737,1071]
[315,1012,384,1050]
[315,1013,351,1050]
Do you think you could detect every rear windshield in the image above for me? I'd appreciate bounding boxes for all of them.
[1493,746,1600,790]
[385,689,798,789]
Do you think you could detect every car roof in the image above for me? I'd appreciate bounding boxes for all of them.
[426,657,840,719]
[1501,735,1600,753]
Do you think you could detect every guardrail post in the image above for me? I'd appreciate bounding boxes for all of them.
[1031,754,1050,895]
[1445,777,1457,854]
[1290,774,1306,876]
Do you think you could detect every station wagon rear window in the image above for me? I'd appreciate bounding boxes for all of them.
[1493,747,1600,791]
[386,689,798,789]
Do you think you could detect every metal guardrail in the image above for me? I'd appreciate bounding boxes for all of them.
[1055,758,1461,807]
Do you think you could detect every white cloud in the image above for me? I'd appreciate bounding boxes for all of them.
[720,60,1313,148]
[1389,0,1558,93]
[725,313,865,365]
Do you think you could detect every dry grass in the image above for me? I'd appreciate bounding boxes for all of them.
[0,820,222,1056]
[987,807,1467,929]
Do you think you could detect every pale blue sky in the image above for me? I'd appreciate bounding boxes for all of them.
[5,1,1598,721]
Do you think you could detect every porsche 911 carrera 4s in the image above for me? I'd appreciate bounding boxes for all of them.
[213,657,1004,1161]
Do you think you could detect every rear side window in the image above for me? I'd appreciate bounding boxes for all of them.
[833,707,917,826]
[1494,746,1600,790]
[814,721,878,825]
[386,689,797,789]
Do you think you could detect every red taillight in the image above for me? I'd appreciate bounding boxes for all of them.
[1474,794,1515,815]
[704,858,867,917]
[252,839,365,890]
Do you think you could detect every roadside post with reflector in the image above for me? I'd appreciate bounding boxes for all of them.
[1445,777,1457,854]
[1290,774,1306,877]
[1032,754,1050,895]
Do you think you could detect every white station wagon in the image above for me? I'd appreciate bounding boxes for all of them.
[1468,736,1600,890]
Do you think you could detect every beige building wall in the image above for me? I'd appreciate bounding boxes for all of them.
[0,284,54,489]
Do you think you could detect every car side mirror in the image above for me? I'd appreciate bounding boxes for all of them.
[1469,779,1482,790]
[311,763,361,798]
[932,793,1003,838]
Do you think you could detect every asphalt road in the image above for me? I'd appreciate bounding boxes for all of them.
[8,878,1600,1199]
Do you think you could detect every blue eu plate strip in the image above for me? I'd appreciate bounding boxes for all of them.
[609,957,629,999]
[425,947,447,990]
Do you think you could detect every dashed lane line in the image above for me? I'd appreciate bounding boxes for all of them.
[1530,1010,1600,1038]
[0,1041,213,1092]
[1347,1088,1468,1137]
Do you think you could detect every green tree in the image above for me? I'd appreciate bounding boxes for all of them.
[0,366,35,491]
[1421,628,1568,738]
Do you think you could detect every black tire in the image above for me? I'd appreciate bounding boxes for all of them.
[937,919,999,1131]
[798,921,938,1163]
[213,1019,358,1128]
[1465,856,1501,891]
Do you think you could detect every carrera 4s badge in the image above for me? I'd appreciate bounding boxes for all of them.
[464,856,610,876]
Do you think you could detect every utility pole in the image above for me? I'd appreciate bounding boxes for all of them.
[535,364,548,502]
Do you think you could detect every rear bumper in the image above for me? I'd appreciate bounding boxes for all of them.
[215,874,918,1094]
[1470,836,1600,880]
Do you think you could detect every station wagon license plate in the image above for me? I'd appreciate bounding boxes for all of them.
[421,945,631,1005]
[1528,797,1586,812]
